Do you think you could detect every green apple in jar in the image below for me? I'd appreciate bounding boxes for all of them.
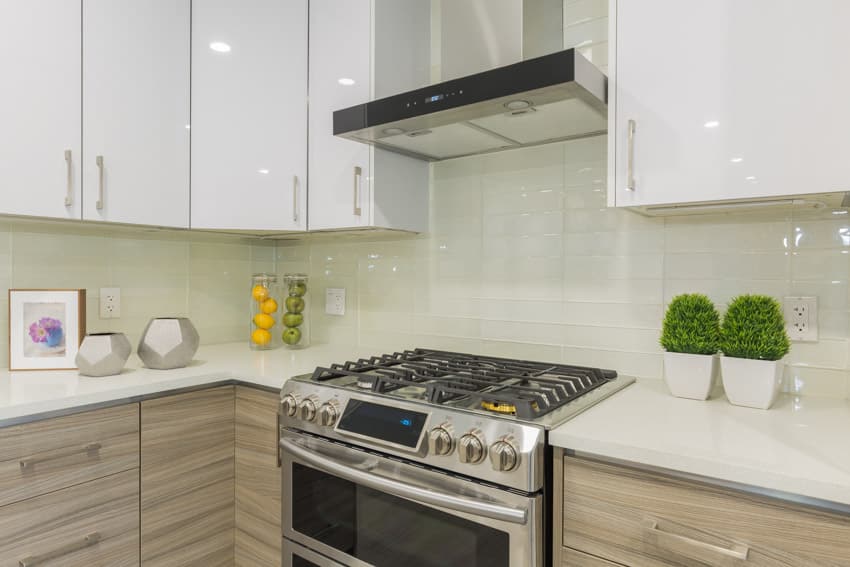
[285,296,305,314]
[282,327,302,345]
[283,312,303,327]
[289,282,307,297]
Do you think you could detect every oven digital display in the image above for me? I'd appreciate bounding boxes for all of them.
[425,94,444,103]
[336,400,428,449]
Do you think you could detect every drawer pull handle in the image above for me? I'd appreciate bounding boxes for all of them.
[643,518,749,561]
[19,531,101,566]
[19,442,103,471]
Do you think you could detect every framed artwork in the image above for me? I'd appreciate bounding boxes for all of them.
[8,289,86,371]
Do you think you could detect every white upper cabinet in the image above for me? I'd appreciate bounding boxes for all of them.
[610,0,850,209]
[191,0,308,232]
[83,0,190,227]
[0,0,81,220]
[308,0,429,233]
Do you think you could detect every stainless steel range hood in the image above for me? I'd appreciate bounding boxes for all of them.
[333,48,607,162]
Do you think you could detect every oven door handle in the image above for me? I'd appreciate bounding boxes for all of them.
[281,438,528,525]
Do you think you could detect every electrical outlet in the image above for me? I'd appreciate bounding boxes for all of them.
[99,287,121,319]
[325,288,346,316]
[783,296,817,342]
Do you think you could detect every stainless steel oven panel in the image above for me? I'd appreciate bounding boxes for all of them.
[281,429,542,567]
[332,398,431,456]
[280,381,546,492]
[284,539,346,567]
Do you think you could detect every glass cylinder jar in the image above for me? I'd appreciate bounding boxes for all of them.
[282,273,309,349]
[249,273,280,350]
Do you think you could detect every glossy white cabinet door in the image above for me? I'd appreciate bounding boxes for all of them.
[83,0,190,227]
[611,0,850,207]
[308,0,372,231]
[0,0,81,219]
[191,0,308,231]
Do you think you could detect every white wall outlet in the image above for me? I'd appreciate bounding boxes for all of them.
[783,296,818,342]
[325,288,346,316]
[99,287,121,319]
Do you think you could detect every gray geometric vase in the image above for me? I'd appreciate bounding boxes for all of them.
[137,317,200,370]
[75,332,133,377]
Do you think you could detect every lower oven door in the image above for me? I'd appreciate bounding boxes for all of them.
[284,538,346,567]
[281,429,542,567]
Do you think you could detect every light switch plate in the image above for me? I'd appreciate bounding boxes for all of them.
[325,288,346,316]
[783,296,818,342]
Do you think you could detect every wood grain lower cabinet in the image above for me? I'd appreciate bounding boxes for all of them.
[235,386,282,567]
[141,386,236,567]
[0,404,139,507]
[557,453,850,567]
[0,469,140,566]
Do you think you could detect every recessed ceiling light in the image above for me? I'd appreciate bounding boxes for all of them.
[338,77,356,86]
[704,120,720,128]
[730,157,743,163]
[209,41,231,53]
[257,169,269,174]
[745,175,757,181]
[382,127,405,136]
[504,100,532,110]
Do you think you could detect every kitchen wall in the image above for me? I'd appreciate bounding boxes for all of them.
[278,136,850,399]
[0,220,275,369]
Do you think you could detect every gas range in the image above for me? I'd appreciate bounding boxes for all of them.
[280,349,634,567]
[279,348,635,493]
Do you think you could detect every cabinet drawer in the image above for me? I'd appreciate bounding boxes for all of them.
[0,404,139,506]
[0,469,139,566]
[563,456,850,567]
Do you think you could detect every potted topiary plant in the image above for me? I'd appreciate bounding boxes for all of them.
[719,294,790,409]
[660,294,721,400]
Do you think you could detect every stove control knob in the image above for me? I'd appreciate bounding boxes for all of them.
[428,426,454,456]
[281,394,299,417]
[489,438,520,472]
[318,401,340,427]
[458,431,486,464]
[298,398,318,422]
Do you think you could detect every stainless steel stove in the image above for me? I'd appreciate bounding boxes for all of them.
[279,349,635,567]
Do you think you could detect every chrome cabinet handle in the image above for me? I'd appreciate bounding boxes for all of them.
[642,518,749,561]
[95,155,104,209]
[64,150,73,206]
[280,438,528,525]
[19,442,102,471]
[19,532,101,566]
[292,175,298,223]
[626,119,636,191]
[353,166,362,216]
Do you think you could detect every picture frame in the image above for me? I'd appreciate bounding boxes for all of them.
[8,289,86,371]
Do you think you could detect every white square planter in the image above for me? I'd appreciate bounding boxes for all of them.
[720,357,784,410]
[663,352,718,400]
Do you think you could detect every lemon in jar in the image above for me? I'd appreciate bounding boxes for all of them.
[253,313,275,330]
[251,284,270,302]
[251,328,272,346]
[260,297,278,314]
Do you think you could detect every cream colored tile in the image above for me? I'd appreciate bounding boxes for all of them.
[479,340,562,364]
[785,339,848,370]
[784,365,848,398]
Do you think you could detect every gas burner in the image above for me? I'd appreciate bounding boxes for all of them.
[310,348,618,421]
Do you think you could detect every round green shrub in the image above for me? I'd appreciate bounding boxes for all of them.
[660,294,721,355]
[720,294,790,361]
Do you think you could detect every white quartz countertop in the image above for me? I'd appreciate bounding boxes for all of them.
[549,379,850,510]
[0,342,371,426]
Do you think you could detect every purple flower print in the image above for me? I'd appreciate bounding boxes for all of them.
[28,317,63,345]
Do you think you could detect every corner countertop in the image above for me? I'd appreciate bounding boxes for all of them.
[0,342,372,427]
[549,379,850,510]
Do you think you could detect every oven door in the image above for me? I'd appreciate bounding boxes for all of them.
[281,429,542,567]
[284,538,346,567]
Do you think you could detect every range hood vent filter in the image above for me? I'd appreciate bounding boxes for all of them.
[333,48,607,162]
